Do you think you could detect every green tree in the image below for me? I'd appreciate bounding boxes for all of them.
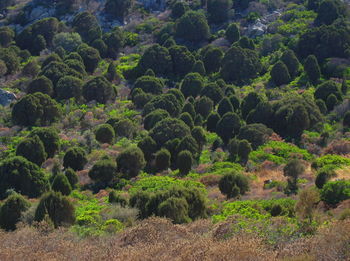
[341,78,348,95]
[219,172,249,199]
[207,0,232,23]
[216,112,241,143]
[169,45,195,76]
[83,76,116,104]
[203,46,223,74]
[217,97,233,117]
[143,109,170,130]
[0,156,49,199]
[155,149,171,171]
[137,44,172,76]
[192,60,206,76]
[103,27,125,59]
[0,48,20,75]
[177,150,193,176]
[105,0,132,21]
[283,159,305,194]
[304,55,321,84]
[315,0,340,25]
[270,61,291,86]
[326,93,338,111]
[16,136,47,166]
[180,72,204,98]
[226,23,240,43]
[77,45,101,73]
[65,168,78,188]
[237,139,252,164]
[195,96,214,118]
[241,92,263,119]
[34,191,75,228]
[63,147,87,171]
[51,173,72,195]
[143,94,182,117]
[56,76,83,100]
[133,75,164,95]
[72,12,101,42]
[177,136,199,160]
[117,146,146,178]
[180,112,194,129]
[27,76,54,96]
[191,126,206,150]
[138,136,157,163]
[314,80,342,103]
[158,197,190,224]
[281,49,300,78]
[206,112,220,132]
[237,124,273,149]
[200,83,224,105]
[171,1,188,19]
[53,32,82,52]
[320,180,350,205]
[0,193,30,231]
[105,61,118,82]
[115,119,136,138]
[88,159,117,183]
[29,127,60,158]
[0,27,15,48]
[175,11,210,42]
[95,124,115,144]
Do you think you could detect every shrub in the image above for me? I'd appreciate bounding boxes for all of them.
[65,168,78,188]
[315,170,332,189]
[155,149,171,171]
[0,48,19,74]
[108,190,128,207]
[200,83,223,105]
[143,93,182,117]
[105,0,132,21]
[103,27,125,58]
[226,23,240,43]
[16,136,47,166]
[195,96,214,119]
[180,72,204,98]
[83,76,116,104]
[238,139,252,164]
[218,97,233,117]
[158,197,190,224]
[63,147,87,171]
[283,159,305,194]
[207,0,232,23]
[215,112,241,144]
[95,124,115,144]
[56,76,83,100]
[180,112,194,129]
[88,159,117,184]
[281,49,300,78]
[270,61,291,86]
[0,193,30,231]
[0,156,49,199]
[34,191,75,228]
[138,136,157,162]
[143,109,170,130]
[27,76,54,96]
[219,172,249,199]
[133,75,164,95]
[72,12,101,43]
[171,1,188,19]
[203,46,224,74]
[137,44,172,76]
[177,150,193,176]
[304,55,321,84]
[175,11,210,42]
[77,45,101,73]
[0,27,15,48]
[51,173,72,196]
[29,127,60,158]
[237,124,273,149]
[314,80,342,103]
[117,146,146,178]
[321,180,350,205]
[206,112,220,132]
[53,32,82,52]
[115,119,136,138]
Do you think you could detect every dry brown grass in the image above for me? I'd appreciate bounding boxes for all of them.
[0,217,350,261]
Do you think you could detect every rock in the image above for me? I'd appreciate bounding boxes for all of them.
[0,89,16,106]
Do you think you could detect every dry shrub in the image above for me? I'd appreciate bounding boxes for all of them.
[199,174,221,187]
[325,140,350,155]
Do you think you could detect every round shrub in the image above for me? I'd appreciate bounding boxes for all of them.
[77,45,101,73]
[270,61,291,86]
[133,75,164,95]
[88,159,117,183]
[65,168,78,189]
[34,191,75,228]
[155,149,171,171]
[95,124,115,144]
[116,146,146,179]
[175,11,210,42]
[29,127,60,158]
[63,147,87,171]
[219,172,249,199]
[27,76,54,96]
[143,109,170,131]
[226,23,240,43]
[158,197,190,224]
[83,76,116,104]
[180,72,204,98]
[320,180,350,205]
[51,173,72,196]
[16,136,47,166]
[177,150,192,176]
[56,76,83,100]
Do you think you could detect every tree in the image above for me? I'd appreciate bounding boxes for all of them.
[77,46,101,73]
[180,73,204,98]
[0,193,30,231]
[191,126,206,150]
[226,23,240,43]
[150,118,191,147]
[287,105,310,138]
[27,76,54,96]
[53,32,82,52]
[158,197,190,224]
[304,55,321,84]
[270,61,291,86]
[177,136,200,160]
[315,169,332,189]
[241,92,263,119]
[65,168,78,189]
[182,102,196,119]
[216,112,241,144]
[177,150,193,176]
[105,61,118,82]
[115,119,136,138]
[281,49,300,78]
[34,191,75,228]
[238,140,252,164]
[105,0,132,22]
[206,112,220,132]
[0,156,49,199]
[52,173,72,195]
[207,0,232,23]
[143,109,170,130]
[40,61,71,86]
[171,1,188,19]
[12,93,61,127]
[0,27,15,48]
[326,93,338,111]
[143,94,182,117]
[133,75,164,95]
[137,44,172,76]
[221,46,262,84]
[168,89,185,106]
[283,159,305,194]
[155,149,171,171]
[203,46,223,73]
[195,96,214,119]
[56,76,83,100]
[314,80,342,103]
[169,45,195,76]
[72,12,101,43]
[175,11,210,42]
[63,147,87,171]
[237,124,273,149]
[95,124,115,144]
[227,138,239,161]
[16,136,47,166]
[200,83,224,105]
[180,112,194,129]
[218,97,233,117]
[83,76,116,104]
[219,172,249,199]
[0,48,20,75]
[103,27,125,58]
[88,159,117,184]
[315,0,340,25]
[238,36,255,50]
[138,136,157,162]
[192,60,206,76]
[29,127,60,159]
[320,180,350,205]
[116,146,146,178]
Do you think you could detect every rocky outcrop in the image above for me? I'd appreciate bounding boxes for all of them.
[0,89,16,106]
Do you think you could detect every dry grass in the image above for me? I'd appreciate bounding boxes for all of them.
[0,217,349,261]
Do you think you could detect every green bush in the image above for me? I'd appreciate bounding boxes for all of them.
[63,147,87,171]
[219,172,249,199]
[226,23,240,43]
[89,159,117,184]
[83,76,116,104]
[65,168,78,188]
[133,75,164,95]
[16,136,47,166]
[137,44,172,76]
[169,45,195,76]
[35,191,75,228]
[56,76,83,100]
[180,72,204,98]
[51,173,72,195]
[175,11,210,42]
[270,61,291,86]
[95,124,115,144]
[158,197,190,224]
[207,0,232,23]
[321,180,350,205]
[177,150,193,176]
[77,45,101,73]
[27,76,54,96]
[155,149,171,171]
[117,146,146,179]
[29,127,60,158]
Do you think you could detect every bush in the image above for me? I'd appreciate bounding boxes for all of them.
[0,27,15,48]
[280,49,300,78]
[180,112,194,129]
[27,76,54,96]
[218,97,233,117]
[56,76,83,100]
[321,180,350,205]
[200,83,223,105]
[137,44,172,76]
[117,146,146,179]
[203,46,223,74]
[175,11,210,42]
[226,23,240,43]
[115,119,136,138]
[169,45,195,76]
[52,173,72,196]
[0,193,30,231]
[95,124,115,144]
[206,112,220,132]
[314,80,342,103]
[171,1,188,19]
[0,48,20,74]
[63,147,87,171]
[29,127,60,158]
[238,140,252,164]
[237,123,273,150]
[315,170,332,189]
[270,61,291,86]
[77,45,101,73]
[284,159,305,194]
[180,72,204,98]
[207,0,232,23]
[219,172,249,199]
[83,76,116,104]
[133,75,164,95]
[105,0,132,21]
[34,191,75,228]
[16,136,47,166]
[138,136,157,163]
[177,150,193,176]
[72,12,101,43]
[215,112,241,144]
[0,156,49,199]
[65,168,78,188]
[88,159,117,184]
[103,27,125,59]
[304,55,321,84]
[53,32,82,52]
[158,197,190,224]
[143,109,170,130]
[155,149,171,172]
[143,93,182,117]
[108,191,128,207]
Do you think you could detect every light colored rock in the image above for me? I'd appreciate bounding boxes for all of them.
[0,89,16,106]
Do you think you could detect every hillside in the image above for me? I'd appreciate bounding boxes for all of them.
[0,0,350,260]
